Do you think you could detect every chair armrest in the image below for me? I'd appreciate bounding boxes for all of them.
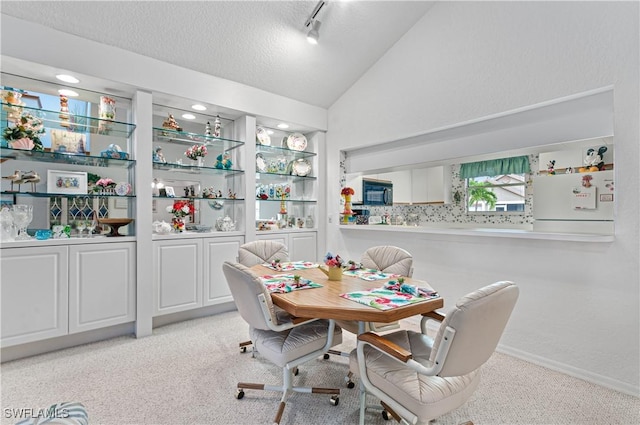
[358,332,412,363]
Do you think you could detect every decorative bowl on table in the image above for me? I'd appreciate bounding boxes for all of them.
[97,218,134,237]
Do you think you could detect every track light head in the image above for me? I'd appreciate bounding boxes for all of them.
[307,20,321,44]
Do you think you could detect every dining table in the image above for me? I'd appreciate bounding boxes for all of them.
[249,263,444,327]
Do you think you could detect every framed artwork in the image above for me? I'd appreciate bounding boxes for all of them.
[47,170,88,194]
[50,129,88,154]
[164,186,175,197]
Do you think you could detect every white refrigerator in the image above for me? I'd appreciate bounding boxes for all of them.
[532,170,614,234]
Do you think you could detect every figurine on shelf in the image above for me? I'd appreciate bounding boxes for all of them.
[162,114,182,132]
[59,94,71,128]
[153,146,167,163]
[205,121,212,137]
[214,153,232,169]
[228,189,236,199]
[213,115,221,138]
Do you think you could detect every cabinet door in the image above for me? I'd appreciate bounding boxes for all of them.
[203,236,244,306]
[1,246,68,347]
[289,232,317,262]
[68,242,135,334]
[256,233,288,247]
[153,239,203,316]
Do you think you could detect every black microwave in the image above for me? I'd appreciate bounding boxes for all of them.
[362,178,393,206]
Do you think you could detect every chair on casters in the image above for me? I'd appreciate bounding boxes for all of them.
[222,262,343,424]
[329,246,414,388]
[350,281,519,425]
[237,240,290,353]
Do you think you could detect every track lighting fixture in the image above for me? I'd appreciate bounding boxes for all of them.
[307,20,321,45]
[304,1,325,45]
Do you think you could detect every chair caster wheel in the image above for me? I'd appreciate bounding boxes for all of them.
[382,410,390,420]
[323,353,330,359]
[241,346,247,353]
[330,395,339,406]
[346,381,355,389]
[236,389,245,400]
[293,367,299,376]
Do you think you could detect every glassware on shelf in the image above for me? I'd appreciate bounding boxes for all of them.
[76,220,87,237]
[87,218,97,237]
[0,207,15,241]
[10,204,33,240]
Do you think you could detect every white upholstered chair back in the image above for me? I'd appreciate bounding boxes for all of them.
[238,240,289,266]
[360,245,413,277]
[222,261,278,331]
[432,281,519,377]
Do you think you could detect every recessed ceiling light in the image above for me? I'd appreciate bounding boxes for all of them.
[56,74,80,84]
[58,89,79,97]
[182,113,196,120]
[277,123,289,129]
[191,104,206,111]
[266,130,274,135]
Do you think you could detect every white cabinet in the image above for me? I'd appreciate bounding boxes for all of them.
[1,246,69,347]
[1,243,136,347]
[256,231,317,262]
[203,235,243,306]
[153,235,244,316]
[411,167,445,203]
[69,242,135,333]
[153,238,202,316]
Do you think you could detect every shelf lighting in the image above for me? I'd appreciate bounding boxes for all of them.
[56,74,79,84]
[58,89,79,97]
[191,104,207,111]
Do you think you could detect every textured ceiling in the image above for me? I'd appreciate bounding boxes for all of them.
[1,1,435,109]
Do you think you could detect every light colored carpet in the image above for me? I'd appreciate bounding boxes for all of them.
[1,311,638,425]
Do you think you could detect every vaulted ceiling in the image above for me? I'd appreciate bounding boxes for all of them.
[1,1,435,109]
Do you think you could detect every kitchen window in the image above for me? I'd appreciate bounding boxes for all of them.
[461,156,529,213]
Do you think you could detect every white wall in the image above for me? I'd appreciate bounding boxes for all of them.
[327,1,639,395]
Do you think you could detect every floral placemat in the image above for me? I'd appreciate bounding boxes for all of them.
[259,274,323,293]
[263,261,320,271]
[340,280,439,310]
[342,268,399,281]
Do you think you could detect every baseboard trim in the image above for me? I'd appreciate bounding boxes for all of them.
[152,302,236,329]
[497,344,639,397]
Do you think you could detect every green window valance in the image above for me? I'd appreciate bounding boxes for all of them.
[460,155,530,179]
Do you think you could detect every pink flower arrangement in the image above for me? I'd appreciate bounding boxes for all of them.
[185,144,207,160]
[96,178,116,188]
[324,252,344,268]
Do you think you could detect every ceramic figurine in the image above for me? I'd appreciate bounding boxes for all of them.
[213,115,221,137]
[205,121,212,136]
[162,114,182,132]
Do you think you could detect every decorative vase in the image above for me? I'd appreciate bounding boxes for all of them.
[172,217,185,232]
[280,194,287,214]
[319,266,343,281]
[342,194,353,214]
[197,157,204,167]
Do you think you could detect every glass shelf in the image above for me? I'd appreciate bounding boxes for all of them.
[153,128,244,151]
[256,171,316,181]
[1,147,136,168]
[1,102,136,138]
[1,191,135,198]
[153,161,244,176]
[256,144,317,159]
[255,198,317,203]
[153,196,244,201]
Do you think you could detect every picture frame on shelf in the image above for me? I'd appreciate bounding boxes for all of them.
[47,170,88,194]
[50,129,88,154]
[165,186,175,197]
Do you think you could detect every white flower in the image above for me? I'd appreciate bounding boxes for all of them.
[181,205,190,214]
[166,206,173,213]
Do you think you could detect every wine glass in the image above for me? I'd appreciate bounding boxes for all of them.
[87,219,97,237]
[76,220,87,237]
[11,205,33,240]
[0,207,15,241]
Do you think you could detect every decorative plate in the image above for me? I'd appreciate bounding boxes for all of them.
[208,200,224,210]
[256,127,271,146]
[115,182,131,196]
[291,159,312,177]
[256,153,267,172]
[286,133,307,151]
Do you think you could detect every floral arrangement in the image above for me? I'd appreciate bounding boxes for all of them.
[341,187,355,196]
[185,144,207,160]
[324,252,344,268]
[167,199,194,218]
[2,111,46,151]
[95,178,116,189]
